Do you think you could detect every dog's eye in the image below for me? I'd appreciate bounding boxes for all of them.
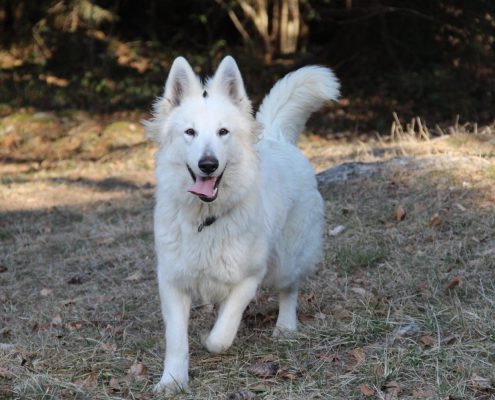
[185,128,196,136]
[218,128,229,136]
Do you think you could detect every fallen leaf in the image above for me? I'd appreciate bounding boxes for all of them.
[346,347,365,371]
[342,206,354,215]
[0,367,15,379]
[51,314,62,326]
[445,276,462,294]
[314,312,327,320]
[124,270,143,282]
[60,296,86,306]
[360,383,374,396]
[32,359,48,371]
[67,272,90,285]
[350,271,368,285]
[127,361,147,379]
[412,388,436,398]
[44,74,69,87]
[97,236,115,245]
[302,293,316,303]
[383,380,403,398]
[394,205,406,221]
[329,225,346,236]
[0,343,16,351]
[93,295,106,305]
[249,383,271,392]
[115,312,126,320]
[0,265,7,273]
[350,287,369,297]
[470,374,493,390]
[417,282,430,296]
[40,288,53,296]
[331,304,352,321]
[419,335,436,347]
[32,322,52,331]
[277,368,302,380]
[225,389,256,399]
[442,334,458,345]
[373,365,384,377]
[481,248,495,257]
[100,342,117,352]
[299,314,314,322]
[108,377,121,392]
[430,213,442,227]
[65,321,83,331]
[75,372,98,388]
[248,359,279,378]
[393,320,421,338]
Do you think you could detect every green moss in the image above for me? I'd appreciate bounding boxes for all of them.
[446,133,474,148]
[485,164,495,180]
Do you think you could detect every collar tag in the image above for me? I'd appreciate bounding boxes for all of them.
[198,215,216,232]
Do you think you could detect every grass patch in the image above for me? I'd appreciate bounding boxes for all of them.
[335,240,388,273]
[0,114,494,399]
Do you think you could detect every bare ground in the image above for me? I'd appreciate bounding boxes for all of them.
[1,113,495,399]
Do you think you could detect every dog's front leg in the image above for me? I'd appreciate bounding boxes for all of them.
[154,272,191,394]
[203,276,259,353]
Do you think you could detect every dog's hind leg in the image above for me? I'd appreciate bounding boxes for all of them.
[272,285,298,337]
[203,276,259,353]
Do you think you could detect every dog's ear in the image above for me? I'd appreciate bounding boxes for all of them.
[144,57,201,142]
[163,57,202,109]
[208,56,251,114]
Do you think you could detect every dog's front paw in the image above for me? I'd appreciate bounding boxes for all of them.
[201,331,232,354]
[153,374,188,395]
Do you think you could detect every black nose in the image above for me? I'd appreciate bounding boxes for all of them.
[198,155,219,174]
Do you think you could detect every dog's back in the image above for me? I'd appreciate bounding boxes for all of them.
[255,65,339,290]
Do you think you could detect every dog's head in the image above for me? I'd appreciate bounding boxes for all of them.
[147,56,259,204]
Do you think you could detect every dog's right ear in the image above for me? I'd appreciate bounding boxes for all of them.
[144,57,202,142]
[163,57,202,109]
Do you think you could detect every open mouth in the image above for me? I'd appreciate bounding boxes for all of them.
[187,164,225,202]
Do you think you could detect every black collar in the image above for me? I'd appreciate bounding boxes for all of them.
[198,215,216,232]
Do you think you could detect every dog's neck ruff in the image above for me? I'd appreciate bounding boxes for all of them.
[198,215,216,232]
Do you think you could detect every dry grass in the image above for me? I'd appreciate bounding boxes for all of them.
[1,113,495,399]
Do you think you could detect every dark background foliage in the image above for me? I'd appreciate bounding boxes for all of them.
[1,0,494,134]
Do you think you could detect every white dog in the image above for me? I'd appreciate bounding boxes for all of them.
[146,56,339,394]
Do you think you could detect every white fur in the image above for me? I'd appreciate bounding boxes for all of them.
[257,65,340,144]
[146,56,339,394]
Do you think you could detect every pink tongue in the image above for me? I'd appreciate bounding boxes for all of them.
[188,177,217,198]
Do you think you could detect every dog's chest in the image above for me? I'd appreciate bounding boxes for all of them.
[182,224,260,276]
[157,215,268,301]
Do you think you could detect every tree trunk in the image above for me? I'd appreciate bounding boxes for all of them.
[225,0,301,63]
[278,0,299,55]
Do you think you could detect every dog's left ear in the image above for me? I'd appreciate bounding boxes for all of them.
[208,56,251,114]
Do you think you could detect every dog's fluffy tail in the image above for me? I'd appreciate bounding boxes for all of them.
[256,66,340,144]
